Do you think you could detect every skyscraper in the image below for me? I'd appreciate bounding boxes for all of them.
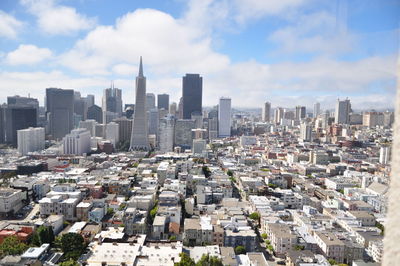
[157,94,169,110]
[87,105,103,124]
[63,128,91,155]
[102,85,122,123]
[146,93,156,112]
[262,102,271,122]
[174,119,195,149]
[313,102,321,118]
[274,107,284,124]
[46,88,74,140]
[182,74,202,119]
[295,106,306,120]
[17,127,45,155]
[335,98,351,124]
[218,97,231,138]
[169,102,177,116]
[159,115,175,153]
[5,106,37,146]
[129,57,150,151]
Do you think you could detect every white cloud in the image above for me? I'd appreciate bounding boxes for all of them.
[5,44,52,65]
[0,11,23,39]
[269,11,354,55]
[112,64,138,76]
[59,9,230,75]
[21,0,96,35]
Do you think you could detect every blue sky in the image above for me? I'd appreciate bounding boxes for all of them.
[0,0,398,110]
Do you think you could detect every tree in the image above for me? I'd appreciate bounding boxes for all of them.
[175,252,195,266]
[249,212,260,220]
[0,236,28,257]
[106,207,115,216]
[261,233,268,239]
[169,235,177,241]
[234,246,246,255]
[59,259,79,266]
[58,233,85,261]
[227,170,233,177]
[196,254,223,266]
[202,166,211,178]
[294,245,305,250]
[37,226,55,245]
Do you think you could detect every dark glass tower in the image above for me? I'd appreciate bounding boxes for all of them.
[157,94,169,110]
[46,88,74,140]
[182,74,202,119]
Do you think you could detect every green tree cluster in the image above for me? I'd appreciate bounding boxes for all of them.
[30,226,55,246]
[174,253,223,266]
[234,246,246,255]
[0,236,28,258]
[56,233,85,261]
[249,212,260,221]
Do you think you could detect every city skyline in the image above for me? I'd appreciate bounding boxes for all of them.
[0,0,398,109]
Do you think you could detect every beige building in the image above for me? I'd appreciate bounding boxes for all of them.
[265,223,297,255]
[0,189,24,217]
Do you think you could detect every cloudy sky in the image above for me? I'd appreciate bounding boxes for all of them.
[0,0,398,110]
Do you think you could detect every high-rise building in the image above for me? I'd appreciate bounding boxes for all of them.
[383,111,394,127]
[192,113,203,129]
[105,122,119,146]
[192,139,207,156]
[363,112,384,128]
[63,128,91,155]
[79,120,97,136]
[74,92,87,121]
[262,102,271,122]
[335,98,351,124]
[5,106,37,146]
[148,108,159,136]
[182,74,202,119]
[87,105,103,124]
[274,107,284,124]
[46,88,74,140]
[146,93,156,112]
[114,117,133,143]
[102,85,122,123]
[159,115,175,153]
[300,123,312,142]
[174,119,195,149]
[208,117,218,140]
[218,97,231,138]
[7,95,39,124]
[313,102,321,118]
[178,97,183,119]
[86,94,95,108]
[157,94,169,110]
[169,102,177,116]
[129,57,150,151]
[17,127,45,155]
[295,106,306,120]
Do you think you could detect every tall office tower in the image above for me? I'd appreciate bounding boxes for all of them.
[363,112,384,128]
[86,94,95,108]
[105,122,119,146]
[193,139,207,156]
[295,106,306,120]
[95,124,106,138]
[208,117,218,140]
[102,85,122,123]
[379,146,392,164]
[46,88,74,140]
[0,106,5,144]
[262,102,271,122]
[313,102,321,118]
[129,57,150,151]
[74,92,87,121]
[159,115,175,153]
[218,97,231,138]
[79,119,97,136]
[63,128,91,155]
[335,98,351,124]
[87,105,103,124]
[5,106,37,146]
[174,119,195,149]
[300,123,312,142]
[114,117,133,143]
[7,95,39,123]
[148,108,159,136]
[192,113,203,129]
[146,93,156,112]
[182,74,202,119]
[169,102,177,116]
[274,107,284,124]
[157,94,169,110]
[17,127,45,155]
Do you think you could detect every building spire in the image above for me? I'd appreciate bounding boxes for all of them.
[138,56,143,77]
